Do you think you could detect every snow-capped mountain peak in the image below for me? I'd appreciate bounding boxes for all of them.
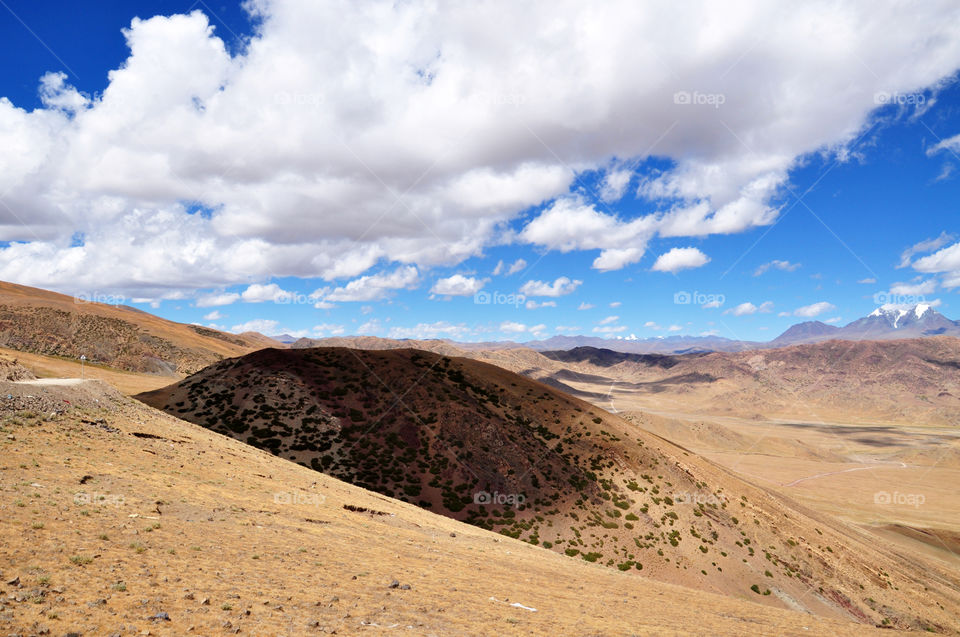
[773,303,959,345]
[869,304,907,327]
[865,303,943,329]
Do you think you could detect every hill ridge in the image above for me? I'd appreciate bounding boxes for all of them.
[0,280,279,374]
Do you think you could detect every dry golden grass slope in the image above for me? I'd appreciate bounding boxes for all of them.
[0,378,924,636]
[0,280,279,375]
[135,347,960,632]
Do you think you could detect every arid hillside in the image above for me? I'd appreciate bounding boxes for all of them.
[476,337,960,425]
[0,281,278,375]
[0,378,915,636]
[136,347,960,630]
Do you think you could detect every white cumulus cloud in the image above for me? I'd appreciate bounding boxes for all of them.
[651,247,710,273]
[196,292,240,307]
[726,301,773,316]
[499,321,528,333]
[506,259,527,276]
[323,266,419,302]
[388,321,471,340]
[241,283,296,303]
[230,318,279,334]
[430,274,488,297]
[519,276,582,297]
[793,301,835,317]
[926,134,960,157]
[753,260,801,276]
[525,300,557,309]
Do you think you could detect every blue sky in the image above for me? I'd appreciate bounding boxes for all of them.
[1,1,959,342]
[0,1,255,108]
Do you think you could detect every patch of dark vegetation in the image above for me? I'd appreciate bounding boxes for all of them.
[188,324,249,346]
[343,504,390,516]
[923,357,960,370]
[130,431,166,440]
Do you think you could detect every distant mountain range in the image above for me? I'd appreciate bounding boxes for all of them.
[293,304,960,355]
[2,278,954,363]
[505,333,758,354]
